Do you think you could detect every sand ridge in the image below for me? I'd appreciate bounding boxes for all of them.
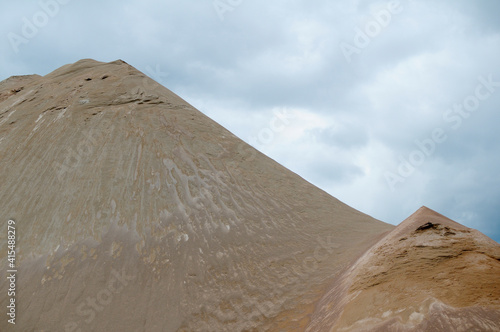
[307,206,500,331]
[0,60,498,331]
[0,59,391,331]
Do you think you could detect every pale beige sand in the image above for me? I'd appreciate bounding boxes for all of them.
[308,206,500,331]
[1,60,498,331]
[0,59,391,331]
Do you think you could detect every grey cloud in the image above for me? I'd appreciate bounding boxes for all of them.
[1,0,499,241]
[310,123,369,150]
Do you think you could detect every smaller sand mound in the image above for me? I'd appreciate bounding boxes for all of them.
[308,206,500,331]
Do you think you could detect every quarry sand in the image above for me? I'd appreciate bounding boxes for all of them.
[0,59,498,331]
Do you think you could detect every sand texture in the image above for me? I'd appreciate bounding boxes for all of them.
[0,60,498,331]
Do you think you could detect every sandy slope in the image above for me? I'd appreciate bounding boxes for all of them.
[0,59,391,331]
[1,60,498,331]
[308,206,500,331]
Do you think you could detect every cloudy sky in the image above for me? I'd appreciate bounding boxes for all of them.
[2,0,499,241]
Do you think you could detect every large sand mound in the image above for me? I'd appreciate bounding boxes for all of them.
[0,60,498,331]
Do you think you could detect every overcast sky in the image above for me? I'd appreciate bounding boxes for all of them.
[2,0,499,242]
